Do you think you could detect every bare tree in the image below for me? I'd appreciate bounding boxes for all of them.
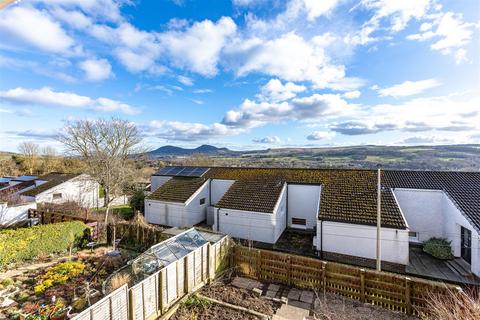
[41,146,58,174]
[58,118,142,225]
[18,142,40,175]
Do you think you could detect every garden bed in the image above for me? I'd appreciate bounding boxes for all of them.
[0,248,136,319]
[200,278,280,316]
[171,301,257,320]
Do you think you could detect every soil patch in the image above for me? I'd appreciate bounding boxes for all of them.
[171,303,257,320]
[314,292,417,320]
[200,279,280,315]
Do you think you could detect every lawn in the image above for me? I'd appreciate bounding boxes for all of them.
[94,205,134,219]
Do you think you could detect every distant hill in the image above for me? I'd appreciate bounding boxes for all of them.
[147,144,480,171]
[148,144,231,157]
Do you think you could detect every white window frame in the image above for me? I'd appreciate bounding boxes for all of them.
[408,231,419,242]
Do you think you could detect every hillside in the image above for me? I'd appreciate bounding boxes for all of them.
[148,144,231,157]
[153,144,480,171]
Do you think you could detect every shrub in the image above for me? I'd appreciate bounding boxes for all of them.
[34,261,85,294]
[129,189,145,214]
[0,221,89,267]
[421,288,480,320]
[423,237,454,260]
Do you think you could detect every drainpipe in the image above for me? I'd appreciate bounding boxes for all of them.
[208,179,212,206]
[216,208,220,232]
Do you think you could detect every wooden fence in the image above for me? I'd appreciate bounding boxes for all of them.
[28,208,101,224]
[72,235,232,320]
[234,246,461,316]
[111,222,169,250]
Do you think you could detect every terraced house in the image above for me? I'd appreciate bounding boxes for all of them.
[145,166,480,279]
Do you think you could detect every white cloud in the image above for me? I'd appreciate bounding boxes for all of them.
[159,17,237,76]
[0,6,75,53]
[330,92,480,136]
[0,87,140,115]
[342,90,361,99]
[223,93,354,129]
[178,75,194,86]
[306,131,335,140]
[375,79,441,97]
[407,12,475,63]
[226,32,351,89]
[303,0,341,21]
[190,99,204,105]
[257,78,306,102]
[361,0,432,32]
[50,7,92,29]
[79,58,113,81]
[252,136,281,144]
[149,120,244,141]
[193,89,213,94]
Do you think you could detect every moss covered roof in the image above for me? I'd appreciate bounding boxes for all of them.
[216,179,284,213]
[147,177,207,203]
[22,173,80,197]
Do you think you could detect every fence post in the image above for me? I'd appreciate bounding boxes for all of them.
[159,269,165,314]
[405,277,412,315]
[360,269,365,303]
[321,261,327,294]
[184,255,190,293]
[256,250,261,279]
[286,255,292,286]
[207,243,213,282]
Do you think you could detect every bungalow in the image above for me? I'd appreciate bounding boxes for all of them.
[20,173,100,208]
[145,166,480,277]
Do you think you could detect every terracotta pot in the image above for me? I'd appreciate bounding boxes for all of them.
[50,313,66,320]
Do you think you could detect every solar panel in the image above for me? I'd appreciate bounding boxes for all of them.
[156,166,209,177]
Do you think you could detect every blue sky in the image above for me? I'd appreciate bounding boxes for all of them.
[0,0,479,152]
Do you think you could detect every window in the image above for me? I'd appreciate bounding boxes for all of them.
[52,193,62,200]
[199,198,206,205]
[292,218,306,226]
[408,231,418,241]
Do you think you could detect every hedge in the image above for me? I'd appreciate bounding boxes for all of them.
[0,221,89,267]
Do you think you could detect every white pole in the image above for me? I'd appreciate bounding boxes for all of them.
[376,168,382,271]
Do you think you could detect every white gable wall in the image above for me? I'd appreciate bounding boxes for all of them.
[214,184,287,244]
[393,189,444,242]
[151,176,172,192]
[23,174,99,208]
[184,181,209,225]
[287,184,320,229]
[145,180,209,227]
[316,221,409,265]
[393,188,480,276]
[210,179,235,205]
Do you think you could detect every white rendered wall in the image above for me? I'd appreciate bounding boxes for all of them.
[287,184,321,229]
[442,194,480,277]
[393,189,444,242]
[184,181,209,225]
[151,176,172,192]
[316,221,409,265]
[210,179,235,205]
[393,188,480,276]
[145,181,209,227]
[22,174,99,208]
[145,200,186,226]
[213,184,287,244]
[0,202,37,226]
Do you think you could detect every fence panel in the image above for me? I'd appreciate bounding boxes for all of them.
[73,285,128,320]
[233,245,460,317]
[73,236,231,320]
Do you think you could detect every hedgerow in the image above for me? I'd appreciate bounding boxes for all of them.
[0,221,89,267]
[423,237,454,260]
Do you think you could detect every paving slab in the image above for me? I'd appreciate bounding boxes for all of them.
[231,277,263,290]
[300,290,314,304]
[268,283,280,292]
[265,290,277,298]
[274,304,310,320]
[287,288,301,300]
[289,300,312,310]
